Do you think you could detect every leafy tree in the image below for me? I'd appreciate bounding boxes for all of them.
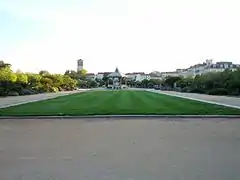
[0,67,17,82]
[26,73,41,89]
[102,73,110,83]
[0,61,11,69]
[141,79,149,88]
[39,70,50,76]
[96,79,105,86]
[16,73,28,85]
[87,80,98,88]
[64,70,79,79]
[0,66,17,95]
[164,76,182,88]
[78,69,87,80]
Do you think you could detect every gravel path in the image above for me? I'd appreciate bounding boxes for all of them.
[0,90,88,108]
[149,90,240,109]
[0,118,240,180]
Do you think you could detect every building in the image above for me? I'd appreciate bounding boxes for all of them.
[126,72,151,82]
[163,60,240,78]
[96,72,112,80]
[85,73,96,80]
[77,59,83,72]
[147,72,162,80]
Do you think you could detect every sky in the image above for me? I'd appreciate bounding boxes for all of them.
[1,0,240,74]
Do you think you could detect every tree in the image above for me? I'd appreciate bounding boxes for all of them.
[62,75,77,91]
[164,76,182,88]
[0,61,79,96]
[39,70,50,76]
[149,79,162,86]
[141,79,149,88]
[26,73,41,89]
[96,79,105,86]
[87,80,98,88]
[0,61,11,69]
[64,70,79,79]
[0,66,17,95]
[16,73,28,85]
[78,69,87,80]
[176,77,193,89]
[0,67,17,82]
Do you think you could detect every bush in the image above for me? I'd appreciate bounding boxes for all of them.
[9,84,23,93]
[208,88,229,95]
[50,87,59,93]
[37,88,46,93]
[0,87,7,96]
[229,91,240,96]
[189,88,206,94]
[20,89,35,95]
[7,91,19,96]
[180,87,188,92]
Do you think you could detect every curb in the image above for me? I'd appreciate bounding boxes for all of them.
[0,115,240,119]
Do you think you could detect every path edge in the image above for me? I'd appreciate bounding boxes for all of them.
[0,115,240,119]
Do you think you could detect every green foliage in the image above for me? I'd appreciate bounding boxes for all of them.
[87,80,98,88]
[0,67,17,82]
[64,70,79,79]
[16,73,28,84]
[171,69,240,96]
[189,88,206,94]
[39,70,50,76]
[7,91,19,96]
[0,61,11,69]
[164,76,182,88]
[78,69,87,80]
[0,61,79,96]
[208,88,229,95]
[20,89,36,95]
[78,69,87,75]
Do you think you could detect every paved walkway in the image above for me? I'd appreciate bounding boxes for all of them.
[148,90,240,109]
[0,90,88,108]
[0,118,240,180]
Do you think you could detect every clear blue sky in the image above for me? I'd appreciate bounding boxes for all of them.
[1,0,240,74]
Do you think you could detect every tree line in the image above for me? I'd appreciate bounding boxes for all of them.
[0,61,78,96]
[156,69,240,96]
[102,69,239,96]
[1,60,239,96]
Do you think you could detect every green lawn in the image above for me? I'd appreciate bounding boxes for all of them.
[0,90,240,116]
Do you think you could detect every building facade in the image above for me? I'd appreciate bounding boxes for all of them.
[85,73,96,80]
[126,72,151,82]
[161,60,240,78]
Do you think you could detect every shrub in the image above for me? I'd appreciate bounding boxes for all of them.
[180,87,188,92]
[189,88,206,94]
[20,89,35,95]
[0,87,7,96]
[229,91,240,96]
[7,91,19,96]
[10,84,23,94]
[208,88,229,95]
[50,87,59,93]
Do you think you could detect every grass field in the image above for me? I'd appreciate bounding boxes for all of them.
[0,90,240,116]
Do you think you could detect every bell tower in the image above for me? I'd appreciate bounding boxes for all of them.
[77,59,83,72]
